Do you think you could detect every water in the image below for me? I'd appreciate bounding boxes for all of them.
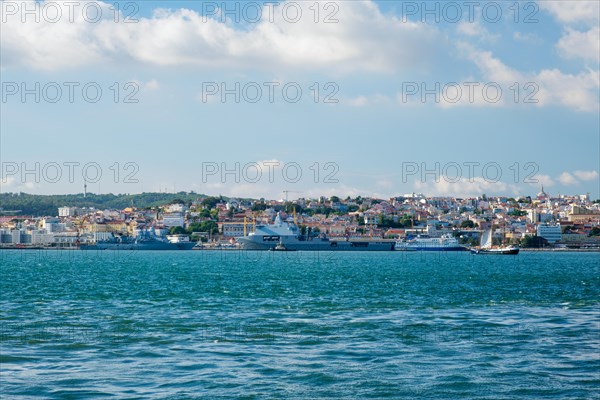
[1,250,599,399]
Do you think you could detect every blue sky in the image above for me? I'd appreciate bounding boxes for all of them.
[1,0,599,199]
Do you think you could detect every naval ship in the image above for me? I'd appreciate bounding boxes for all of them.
[236,213,395,251]
[80,230,196,250]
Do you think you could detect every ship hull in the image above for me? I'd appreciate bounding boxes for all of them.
[470,248,520,255]
[81,242,196,250]
[397,246,467,251]
[238,238,394,251]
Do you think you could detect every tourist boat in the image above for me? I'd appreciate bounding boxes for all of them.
[395,233,467,251]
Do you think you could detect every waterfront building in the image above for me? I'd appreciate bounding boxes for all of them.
[536,224,562,244]
[221,222,256,237]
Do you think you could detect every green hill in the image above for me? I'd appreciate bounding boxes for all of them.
[0,192,209,216]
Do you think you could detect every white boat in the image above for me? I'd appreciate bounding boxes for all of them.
[395,233,466,251]
[470,228,519,255]
[269,239,296,252]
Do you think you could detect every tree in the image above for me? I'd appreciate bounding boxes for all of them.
[521,235,548,248]
[460,220,475,228]
[169,226,186,235]
[251,202,267,212]
[508,210,526,217]
[187,221,218,235]
[284,203,302,214]
[399,215,414,228]
[589,227,600,237]
[201,196,220,209]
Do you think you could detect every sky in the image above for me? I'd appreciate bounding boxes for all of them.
[1,0,599,200]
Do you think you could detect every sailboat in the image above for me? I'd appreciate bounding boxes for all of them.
[470,225,519,255]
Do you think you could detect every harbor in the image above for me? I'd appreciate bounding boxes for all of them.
[2,189,599,253]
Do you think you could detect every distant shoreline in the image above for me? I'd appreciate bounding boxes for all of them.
[518,248,600,252]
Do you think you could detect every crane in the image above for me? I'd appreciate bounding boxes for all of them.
[74,213,95,247]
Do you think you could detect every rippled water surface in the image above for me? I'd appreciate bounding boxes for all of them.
[1,250,599,398]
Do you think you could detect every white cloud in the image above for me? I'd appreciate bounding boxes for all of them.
[0,177,37,192]
[535,68,600,112]
[532,174,555,188]
[376,179,393,190]
[413,177,520,198]
[456,21,499,42]
[304,184,387,200]
[457,21,480,37]
[145,79,160,90]
[1,1,441,73]
[558,172,577,185]
[344,96,368,107]
[466,48,524,84]
[189,181,383,200]
[459,46,600,112]
[342,94,392,107]
[556,170,599,186]
[574,170,599,181]
[538,1,600,25]
[513,31,541,44]
[557,27,600,63]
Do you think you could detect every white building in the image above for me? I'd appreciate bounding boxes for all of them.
[42,218,61,232]
[527,210,539,223]
[537,224,562,244]
[11,230,22,244]
[162,213,184,228]
[221,222,255,237]
[32,230,55,245]
[58,207,77,217]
